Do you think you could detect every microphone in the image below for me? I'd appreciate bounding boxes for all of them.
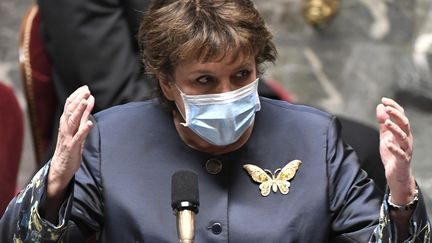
[171,171,199,243]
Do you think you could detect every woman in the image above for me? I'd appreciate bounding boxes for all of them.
[1,0,430,242]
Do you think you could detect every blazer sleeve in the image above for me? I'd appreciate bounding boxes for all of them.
[326,117,431,242]
[0,116,104,242]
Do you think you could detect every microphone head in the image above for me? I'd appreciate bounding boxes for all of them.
[171,170,199,213]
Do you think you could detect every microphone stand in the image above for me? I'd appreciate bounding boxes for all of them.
[176,209,196,243]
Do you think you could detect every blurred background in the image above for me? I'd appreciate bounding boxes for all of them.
[1,0,431,214]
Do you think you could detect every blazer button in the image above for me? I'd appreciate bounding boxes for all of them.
[208,222,223,235]
[205,158,222,174]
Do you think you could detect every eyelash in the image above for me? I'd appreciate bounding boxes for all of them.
[196,76,213,85]
[234,70,251,80]
[194,69,251,86]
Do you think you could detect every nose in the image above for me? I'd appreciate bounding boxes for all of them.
[218,79,235,93]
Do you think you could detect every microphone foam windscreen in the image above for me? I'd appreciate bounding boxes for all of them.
[171,170,199,210]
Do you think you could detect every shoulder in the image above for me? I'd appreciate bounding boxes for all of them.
[258,97,334,127]
[93,98,170,126]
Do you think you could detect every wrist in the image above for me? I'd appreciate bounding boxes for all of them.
[387,174,416,205]
[47,165,71,199]
[388,186,419,212]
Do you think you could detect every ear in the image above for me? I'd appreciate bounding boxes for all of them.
[156,72,175,101]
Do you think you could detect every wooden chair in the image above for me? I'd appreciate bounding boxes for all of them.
[19,4,57,167]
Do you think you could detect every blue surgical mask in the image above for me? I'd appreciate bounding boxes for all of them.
[175,78,261,146]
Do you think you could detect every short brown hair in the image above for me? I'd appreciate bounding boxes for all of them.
[138,0,277,78]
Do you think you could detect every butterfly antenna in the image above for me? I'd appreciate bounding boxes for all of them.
[264,169,274,179]
[274,168,282,178]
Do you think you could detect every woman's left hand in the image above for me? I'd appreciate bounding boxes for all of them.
[376,97,417,204]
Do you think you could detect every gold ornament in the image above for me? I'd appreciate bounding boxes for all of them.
[243,160,302,197]
[303,0,340,29]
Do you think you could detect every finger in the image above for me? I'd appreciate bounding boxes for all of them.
[384,119,410,151]
[385,140,409,164]
[381,97,405,114]
[63,85,90,113]
[80,95,95,126]
[376,103,390,124]
[68,99,88,135]
[66,86,91,120]
[384,106,411,136]
[72,120,94,146]
[376,104,390,141]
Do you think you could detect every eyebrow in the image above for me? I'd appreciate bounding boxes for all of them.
[189,61,254,75]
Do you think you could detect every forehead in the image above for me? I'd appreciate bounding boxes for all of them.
[175,51,255,73]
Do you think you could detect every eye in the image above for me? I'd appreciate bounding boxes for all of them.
[233,69,252,83]
[195,75,214,85]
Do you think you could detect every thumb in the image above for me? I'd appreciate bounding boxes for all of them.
[376,103,389,124]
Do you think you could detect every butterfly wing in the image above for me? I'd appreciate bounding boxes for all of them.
[259,181,273,196]
[243,164,273,196]
[276,160,302,181]
[274,160,301,194]
[275,180,291,194]
[243,164,271,183]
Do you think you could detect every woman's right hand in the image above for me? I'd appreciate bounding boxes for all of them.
[47,85,95,200]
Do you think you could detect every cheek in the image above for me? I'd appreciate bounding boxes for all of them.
[171,88,187,117]
[158,78,187,117]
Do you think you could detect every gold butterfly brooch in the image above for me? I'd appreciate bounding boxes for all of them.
[243,160,302,197]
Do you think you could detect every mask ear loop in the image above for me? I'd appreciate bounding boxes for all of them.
[169,82,190,127]
[253,78,261,111]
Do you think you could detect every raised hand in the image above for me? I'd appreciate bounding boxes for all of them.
[48,85,95,199]
[376,97,416,205]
